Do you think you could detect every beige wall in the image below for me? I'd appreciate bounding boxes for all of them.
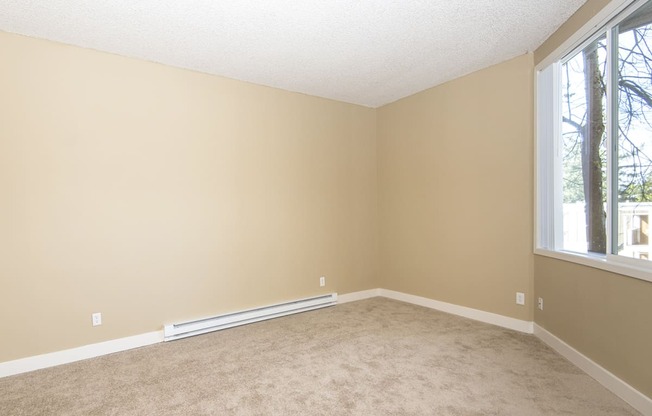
[0,32,378,362]
[377,54,534,321]
[3,1,650,402]
[534,0,652,399]
[535,257,652,397]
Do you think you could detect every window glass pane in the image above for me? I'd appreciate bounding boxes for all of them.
[561,34,608,254]
[616,2,652,261]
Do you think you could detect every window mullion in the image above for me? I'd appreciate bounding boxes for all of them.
[606,26,620,258]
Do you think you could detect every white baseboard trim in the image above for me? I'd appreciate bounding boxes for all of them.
[346,289,650,412]
[1,289,368,379]
[1,290,375,379]
[0,331,163,378]
[534,324,651,415]
[338,288,381,303]
[378,288,534,334]
[4,290,648,416]
[4,288,529,379]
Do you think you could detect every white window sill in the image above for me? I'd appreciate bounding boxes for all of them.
[534,248,652,284]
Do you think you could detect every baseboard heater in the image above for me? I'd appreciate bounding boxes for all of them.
[163,293,338,341]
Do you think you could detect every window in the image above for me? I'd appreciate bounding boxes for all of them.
[537,0,652,282]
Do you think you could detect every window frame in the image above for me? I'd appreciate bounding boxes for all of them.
[535,0,652,283]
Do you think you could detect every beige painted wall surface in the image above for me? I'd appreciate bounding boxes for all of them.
[534,256,652,397]
[0,32,378,362]
[377,54,534,321]
[534,0,652,400]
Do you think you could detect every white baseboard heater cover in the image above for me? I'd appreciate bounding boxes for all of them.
[164,293,338,341]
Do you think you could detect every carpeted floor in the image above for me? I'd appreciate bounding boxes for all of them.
[0,298,641,415]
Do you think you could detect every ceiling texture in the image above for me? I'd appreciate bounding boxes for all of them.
[1,0,586,107]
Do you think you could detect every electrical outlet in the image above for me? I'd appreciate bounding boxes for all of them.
[319,276,325,287]
[516,292,525,305]
[538,297,544,310]
[92,312,102,326]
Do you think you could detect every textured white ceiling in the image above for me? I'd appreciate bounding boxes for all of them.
[0,0,586,107]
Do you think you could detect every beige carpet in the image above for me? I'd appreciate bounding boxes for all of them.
[0,298,641,415]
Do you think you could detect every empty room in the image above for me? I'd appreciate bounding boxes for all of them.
[1,0,651,415]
